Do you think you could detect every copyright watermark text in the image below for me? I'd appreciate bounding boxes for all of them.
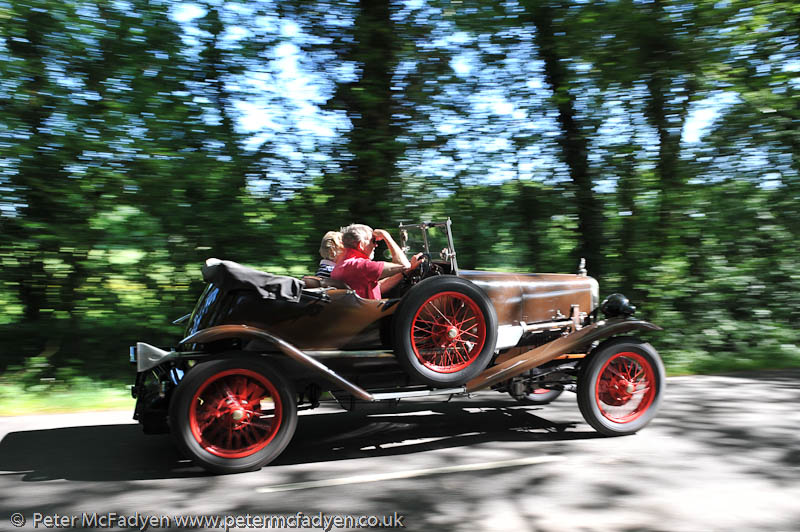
[7,511,406,531]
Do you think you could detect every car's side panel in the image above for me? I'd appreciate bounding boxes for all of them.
[455,271,523,325]
[182,284,397,351]
[458,271,595,325]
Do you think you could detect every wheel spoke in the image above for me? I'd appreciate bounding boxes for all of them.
[413,337,437,349]
[249,420,274,432]
[454,315,477,329]
[620,359,631,380]
[203,422,226,446]
[413,327,436,339]
[439,346,450,367]
[452,338,475,352]
[605,364,626,379]
[239,427,256,447]
[458,329,479,340]
[425,300,453,326]
[445,345,456,366]
[243,379,261,403]
[197,415,216,432]
[455,345,469,363]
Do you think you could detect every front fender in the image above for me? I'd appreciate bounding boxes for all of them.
[578,317,662,343]
[466,318,661,392]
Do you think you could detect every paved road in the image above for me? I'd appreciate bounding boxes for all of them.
[1,371,799,532]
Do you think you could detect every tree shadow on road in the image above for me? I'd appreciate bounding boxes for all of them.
[656,370,800,484]
[275,398,599,466]
[0,397,596,482]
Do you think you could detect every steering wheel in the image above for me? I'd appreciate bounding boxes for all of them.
[402,253,432,286]
[416,253,432,279]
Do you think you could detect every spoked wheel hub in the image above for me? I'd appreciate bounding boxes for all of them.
[410,291,487,373]
[595,351,656,423]
[189,369,283,459]
[393,276,498,387]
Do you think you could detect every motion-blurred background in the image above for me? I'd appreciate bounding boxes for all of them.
[1,0,798,410]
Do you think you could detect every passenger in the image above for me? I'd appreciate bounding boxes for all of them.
[316,231,344,278]
[331,224,421,299]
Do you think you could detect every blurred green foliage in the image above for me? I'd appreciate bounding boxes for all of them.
[1,0,798,403]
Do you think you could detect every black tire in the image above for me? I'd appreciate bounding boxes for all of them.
[514,388,563,405]
[393,275,498,386]
[168,357,297,474]
[577,337,665,436]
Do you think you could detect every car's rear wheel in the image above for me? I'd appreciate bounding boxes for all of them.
[577,337,664,436]
[393,276,498,386]
[514,388,563,405]
[169,357,297,474]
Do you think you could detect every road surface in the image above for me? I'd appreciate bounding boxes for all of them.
[1,370,799,531]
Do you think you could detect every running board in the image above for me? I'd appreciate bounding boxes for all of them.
[303,349,394,359]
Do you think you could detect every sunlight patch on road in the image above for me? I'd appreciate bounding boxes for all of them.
[367,410,445,417]
[256,455,564,494]
[359,436,448,450]
[358,434,482,450]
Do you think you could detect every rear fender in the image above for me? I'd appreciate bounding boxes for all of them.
[180,324,265,348]
[180,325,374,401]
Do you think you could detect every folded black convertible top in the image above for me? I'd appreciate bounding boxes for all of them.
[201,258,303,302]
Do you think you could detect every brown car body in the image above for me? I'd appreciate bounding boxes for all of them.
[130,219,665,474]
[179,270,597,352]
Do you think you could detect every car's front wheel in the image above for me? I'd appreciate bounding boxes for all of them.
[169,357,297,474]
[393,276,498,387]
[577,337,664,436]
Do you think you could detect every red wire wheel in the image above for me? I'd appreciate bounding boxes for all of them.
[577,338,665,436]
[189,369,282,459]
[410,291,487,373]
[594,352,656,423]
[170,359,297,474]
[394,276,497,386]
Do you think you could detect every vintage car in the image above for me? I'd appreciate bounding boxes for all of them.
[130,220,665,474]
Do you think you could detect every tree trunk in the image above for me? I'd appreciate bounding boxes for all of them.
[526,2,605,278]
[326,0,400,229]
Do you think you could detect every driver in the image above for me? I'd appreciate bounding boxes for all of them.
[331,224,421,299]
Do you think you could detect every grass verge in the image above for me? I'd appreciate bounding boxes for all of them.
[0,383,133,417]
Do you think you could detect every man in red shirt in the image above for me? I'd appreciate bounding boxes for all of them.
[331,224,420,299]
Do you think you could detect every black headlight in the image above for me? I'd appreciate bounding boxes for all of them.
[601,293,636,318]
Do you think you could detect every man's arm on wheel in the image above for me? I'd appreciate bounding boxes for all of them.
[374,229,421,280]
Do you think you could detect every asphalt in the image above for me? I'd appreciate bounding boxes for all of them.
[1,370,799,532]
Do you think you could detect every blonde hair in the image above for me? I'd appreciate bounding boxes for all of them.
[319,231,343,260]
